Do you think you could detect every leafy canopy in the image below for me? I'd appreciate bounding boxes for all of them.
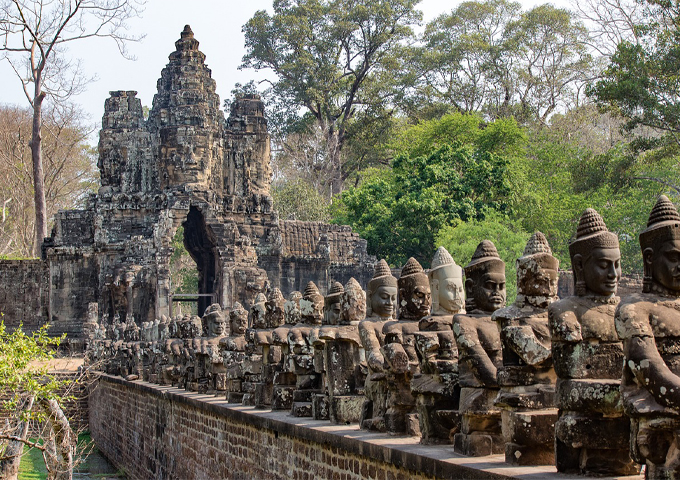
[333,114,523,266]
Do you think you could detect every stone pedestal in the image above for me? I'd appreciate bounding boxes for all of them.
[453,387,503,456]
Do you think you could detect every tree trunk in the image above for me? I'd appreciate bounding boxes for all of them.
[31,88,47,257]
[326,129,343,196]
[0,396,35,480]
[39,398,74,480]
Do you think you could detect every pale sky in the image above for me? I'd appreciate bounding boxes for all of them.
[0,0,570,133]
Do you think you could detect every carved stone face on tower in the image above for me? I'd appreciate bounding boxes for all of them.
[569,208,621,297]
[398,258,431,321]
[366,259,398,319]
[465,240,506,313]
[429,246,464,315]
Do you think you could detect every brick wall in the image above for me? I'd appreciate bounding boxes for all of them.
[89,376,533,480]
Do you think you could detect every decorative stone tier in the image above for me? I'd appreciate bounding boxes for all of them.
[89,375,642,480]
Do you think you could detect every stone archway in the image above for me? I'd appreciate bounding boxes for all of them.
[182,206,220,315]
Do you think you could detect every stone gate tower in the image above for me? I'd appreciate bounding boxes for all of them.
[42,26,374,339]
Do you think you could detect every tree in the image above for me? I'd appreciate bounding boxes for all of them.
[241,0,421,194]
[436,213,529,302]
[0,0,144,255]
[0,104,96,258]
[0,322,81,480]
[272,178,332,221]
[408,0,521,118]
[503,4,593,123]
[333,114,522,266]
[403,0,594,124]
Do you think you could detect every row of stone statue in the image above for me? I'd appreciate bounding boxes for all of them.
[86,195,680,479]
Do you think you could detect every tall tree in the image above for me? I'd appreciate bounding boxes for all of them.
[0,104,96,257]
[0,0,143,255]
[410,0,521,118]
[404,0,593,124]
[589,0,680,147]
[241,0,421,194]
[504,5,593,123]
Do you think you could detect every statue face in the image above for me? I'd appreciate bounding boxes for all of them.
[471,271,506,312]
[370,285,397,318]
[439,278,464,313]
[230,312,248,335]
[519,262,559,298]
[650,239,680,292]
[207,314,227,336]
[400,277,432,319]
[325,300,341,325]
[582,247,621,296]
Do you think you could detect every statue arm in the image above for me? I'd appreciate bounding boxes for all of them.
[505,325,551,365]
[548,307,582,342]
[627,335,680,410]
[359,324,385,372]
[455,321,497,386]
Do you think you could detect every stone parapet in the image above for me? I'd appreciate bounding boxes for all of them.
[89,374,641,480]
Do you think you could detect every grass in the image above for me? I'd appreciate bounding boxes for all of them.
[18,432,124,479]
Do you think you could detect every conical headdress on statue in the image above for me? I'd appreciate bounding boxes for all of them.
[640,195,680,250]
[465,240,504,275]
[367,259,397,292]
[569,208,619,259]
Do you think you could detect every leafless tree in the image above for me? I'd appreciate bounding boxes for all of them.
[0,0,144,255]
[0,104,96,257]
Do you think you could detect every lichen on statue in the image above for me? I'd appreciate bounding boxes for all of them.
[493,232,559,465]
[319,278,366,424]
[381,257,431,434]
[413,246,463,444]
[452,240,505,456]
[359,259,397,431]
[549,208,639,476]
[616,195,680,479]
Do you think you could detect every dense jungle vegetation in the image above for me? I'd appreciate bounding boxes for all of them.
[240,0,680,278]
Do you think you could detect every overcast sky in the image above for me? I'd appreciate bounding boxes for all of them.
[0,0,569,132]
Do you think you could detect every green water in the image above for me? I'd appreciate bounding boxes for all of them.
[18,433,124,480]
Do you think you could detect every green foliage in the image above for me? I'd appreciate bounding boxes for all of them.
[170,227,199,315]
[242,0,422,191]
[436,213,530,303]
[403,0,593,123]
[272,179,332,221]
[334,115,522,266]
[0,322,66,422]
[589,0,680,144]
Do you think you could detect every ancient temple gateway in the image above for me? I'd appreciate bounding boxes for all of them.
[39,26,374,341]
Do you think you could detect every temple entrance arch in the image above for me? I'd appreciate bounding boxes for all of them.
[181,205,221,315]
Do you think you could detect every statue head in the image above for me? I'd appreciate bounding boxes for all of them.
[428,246,464,315]
[340,278,366,324]
[300,281,324,325]
[640,195,680,294]
[250,293,267,329]
[398,257,432,321]
[265,288,286,328]
[203,303,227,337]
[516,232,559,301]
[284,291,303,324]
[229,302,248,335]
[569,208,621,297]
[366,259,398,319]
[464,240,506,313]
[324,281,344,325]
